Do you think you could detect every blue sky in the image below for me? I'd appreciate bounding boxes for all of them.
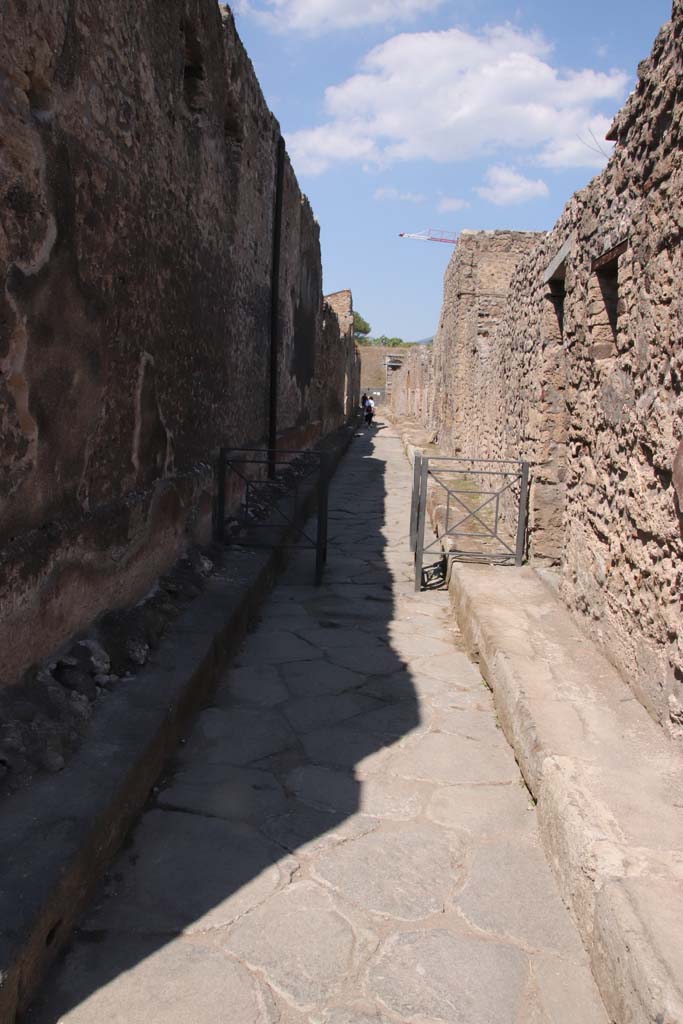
[228,0,672,340]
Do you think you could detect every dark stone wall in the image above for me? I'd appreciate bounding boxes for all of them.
[0,0,358,685]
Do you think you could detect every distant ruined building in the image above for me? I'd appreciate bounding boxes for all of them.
[391,1,683,738]
[0,0,359,689]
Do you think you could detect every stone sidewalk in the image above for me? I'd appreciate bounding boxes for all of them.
[28,421,608,1024]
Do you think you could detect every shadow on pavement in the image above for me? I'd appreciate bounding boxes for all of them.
[25,424,422,1021]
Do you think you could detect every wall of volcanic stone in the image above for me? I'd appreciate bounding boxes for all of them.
[0,0,356,687]
[390,3,683,735]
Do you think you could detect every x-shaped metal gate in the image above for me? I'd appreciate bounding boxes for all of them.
[410,454,529,591]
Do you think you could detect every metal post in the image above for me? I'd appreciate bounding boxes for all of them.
[409,453,422,552]
[414,456,429,591]
[268,136,286,479]
[215,447,227,543]
[515,462,530,566]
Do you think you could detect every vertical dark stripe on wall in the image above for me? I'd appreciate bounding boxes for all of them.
[268,135,286,478]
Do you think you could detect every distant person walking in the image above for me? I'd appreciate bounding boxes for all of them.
[361,393,368,414]
[365,396,375,426]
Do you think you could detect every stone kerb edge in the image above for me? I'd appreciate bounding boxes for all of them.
[0,425,355,1023]
[447,564,683,1024]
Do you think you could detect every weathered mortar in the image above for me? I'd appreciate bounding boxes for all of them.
[391,2,683,736]
[0,0,358,686]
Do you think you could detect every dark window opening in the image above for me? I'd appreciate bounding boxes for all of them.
[590,240,627,349]
[545,276,566,337]
[596,261,619,340]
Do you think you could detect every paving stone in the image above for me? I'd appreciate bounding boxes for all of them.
[455,841,586,957]
[287,765,429,821]
[313,824,464,920]
[530,954,610,1023]
[83,810,291,934]
[351,700,425,739]
[430,708,502,741]
[301,724,394,776]
[327,642,405,677]
[426,783,536,839]
[236,630,325,665]
[157,763,287,823]
[262,802,379,857]
[177,707,296,767]
[369,929,529,1024]
[29,935,279,1024]
[410,650,485,687]
[281,692,382,735]
[317,1009,387,1024]
[293,626,373,649]
[224,882,359,1011]
[387,634,457,660]
[281,660,367,698]
[388,730,519,785]
[212,664,289,708]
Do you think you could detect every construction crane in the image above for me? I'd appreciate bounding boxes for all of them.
[399,229,458,244]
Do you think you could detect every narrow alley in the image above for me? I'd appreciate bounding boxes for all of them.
[28,421,608,1024]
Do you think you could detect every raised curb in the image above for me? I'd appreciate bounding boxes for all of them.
[0,424,356,1023]
[394,423,683,1024]
[449,563,683,1024]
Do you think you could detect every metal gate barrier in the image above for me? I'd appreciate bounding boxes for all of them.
[215,447,332,585]
[410,454,529,591]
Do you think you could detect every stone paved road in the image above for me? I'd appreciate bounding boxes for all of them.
[28,421,608,1024]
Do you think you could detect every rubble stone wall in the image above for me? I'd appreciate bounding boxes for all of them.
[0,0,357,687]
[391,3,683,734]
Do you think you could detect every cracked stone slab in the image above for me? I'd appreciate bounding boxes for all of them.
[301,724,394,776]
[529,954,610,1023]
[387,730,519,785]
[281,692,382,735]
[287,765,430,821]
[426,783,536,839]
[224,881,363,1012]
[28,935,279,1024]
[369,929,529,1024]
[213,664,289,708]
[261,802,379,857]
[327,642,406,677]
[455,841,586,957]
[313,824,465,920]
[157,763,287,823]
[410,650,485,687]
[351,701,425,739]
[236,630,325,665]
[83,810,292,934]
[281,660,368,699]
[177,707,296,767]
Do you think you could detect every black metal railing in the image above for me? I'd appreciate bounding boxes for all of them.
[215,447,332,585]
[410,453,529,591]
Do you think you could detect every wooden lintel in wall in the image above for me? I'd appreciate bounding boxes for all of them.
[591,238,628,272]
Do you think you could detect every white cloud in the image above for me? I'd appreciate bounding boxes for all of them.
[233,0,443,33]
[476,165,549,205]
[437,196,470,213]
[374,186,426,202]
[286,24,628,176]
